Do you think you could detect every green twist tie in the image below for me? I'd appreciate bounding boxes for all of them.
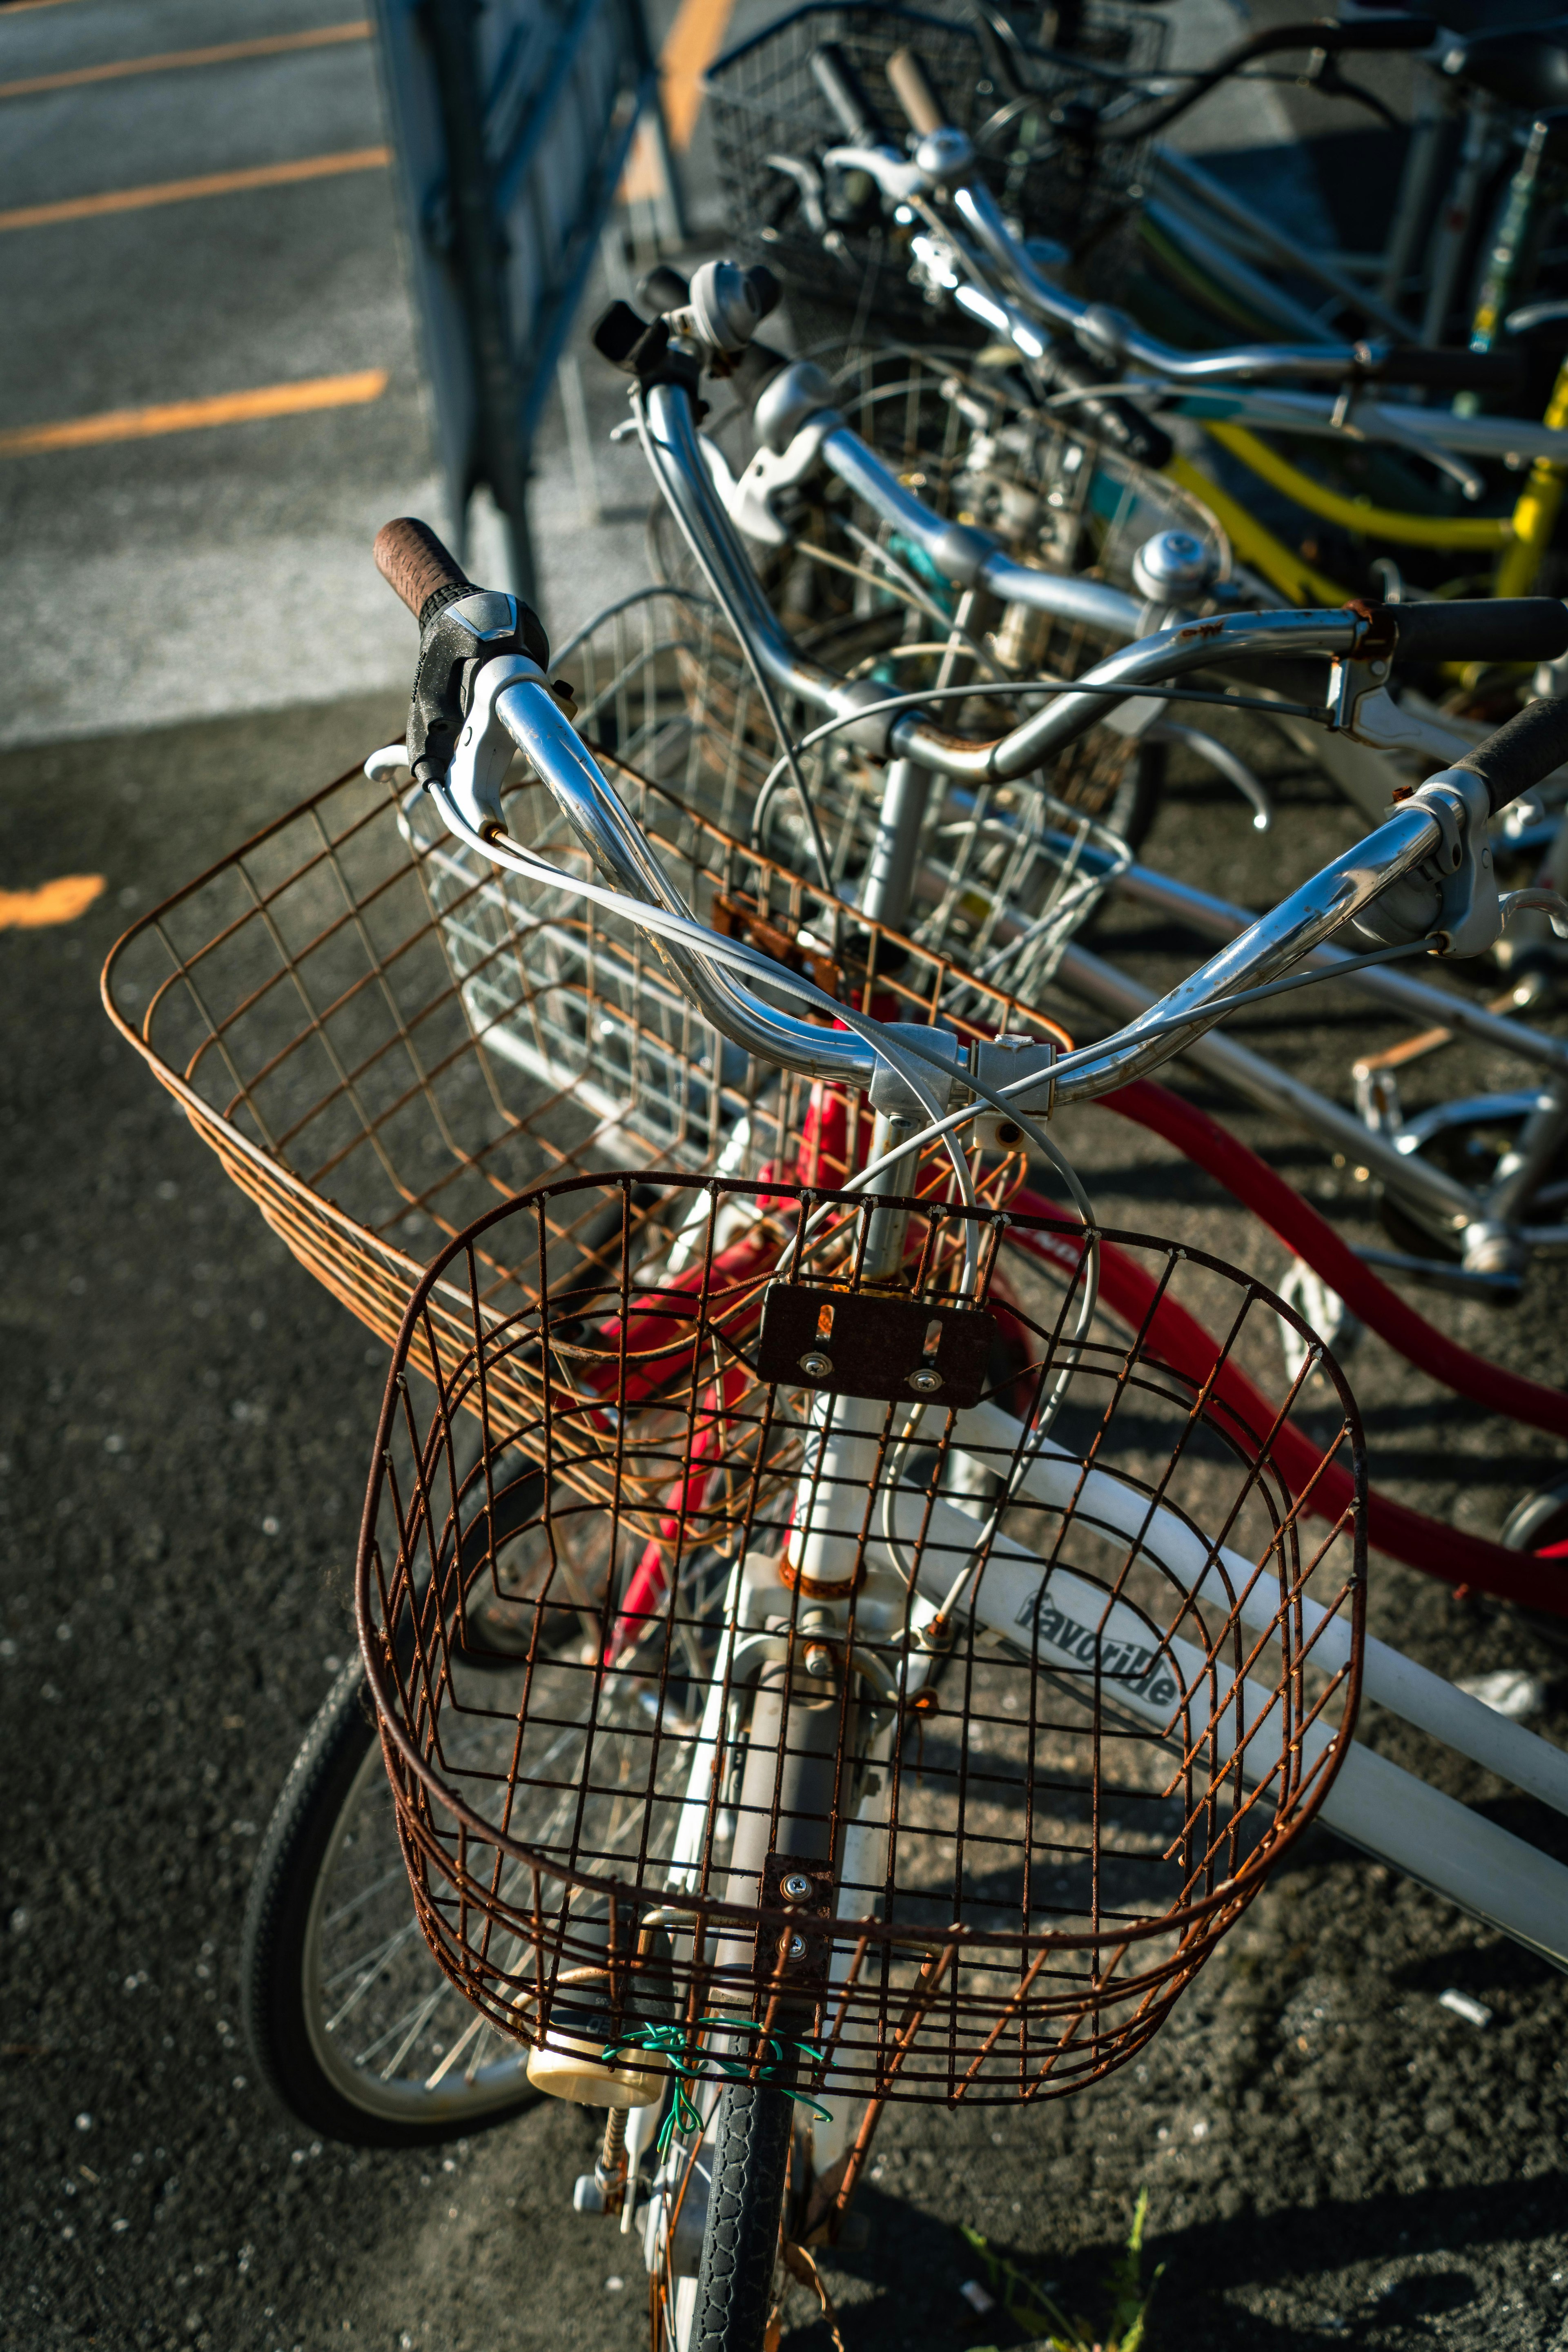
[603,2015,831,2156]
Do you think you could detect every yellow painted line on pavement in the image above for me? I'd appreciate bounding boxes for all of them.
[0,21,371,102]
[0,874,105,930]
[0,370,388,458]
[0,145,390,232]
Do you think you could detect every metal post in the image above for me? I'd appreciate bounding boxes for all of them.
[860,761,933,931]
[421,0,538,606]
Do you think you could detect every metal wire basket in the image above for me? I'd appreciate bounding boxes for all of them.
[827,340,1229,594]
[703,0,1167,324]
[100,588,1071,1358]
[358,1168,1365,2109]
[656,343,1225,877]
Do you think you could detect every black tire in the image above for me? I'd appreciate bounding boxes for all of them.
[240,1659,537,2147]
[689,2081,795,2352]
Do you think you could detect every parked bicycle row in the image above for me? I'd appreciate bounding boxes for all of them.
[102,9,1568,2349]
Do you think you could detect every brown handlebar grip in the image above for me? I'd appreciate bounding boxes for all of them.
[886,47,948,136]
[374,517,472,622]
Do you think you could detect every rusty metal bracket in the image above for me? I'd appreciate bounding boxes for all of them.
[757,1281,997,1408]
[754,1852,835,1991]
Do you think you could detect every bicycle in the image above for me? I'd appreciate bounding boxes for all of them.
[715,16,1568,619]
[102,519,1568,2179]
[596,252,1568,1303]
[341,519,1568,2347]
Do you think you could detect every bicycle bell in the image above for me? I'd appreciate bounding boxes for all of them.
[1133,527,1218,606]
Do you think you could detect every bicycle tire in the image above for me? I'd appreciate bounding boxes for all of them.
[240,1659,537,2147]
[688,2080,796,2352]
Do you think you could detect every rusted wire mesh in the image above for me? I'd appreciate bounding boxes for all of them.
[100,589,1073,1372]
[358,1169,1364,2107]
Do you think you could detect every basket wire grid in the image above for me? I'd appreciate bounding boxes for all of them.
[656,345,1222,935]
[101,588,1080,1379]
[703,0,1167,321]
[358,1169,1365,2107]
[819,341,1230,600]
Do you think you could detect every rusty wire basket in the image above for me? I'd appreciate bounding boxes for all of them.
[358,1167,1365,2111]
[100,588,1071,1364]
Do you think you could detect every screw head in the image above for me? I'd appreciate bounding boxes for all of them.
[781,1873,813,1902]
[799,1350,833,1379]
[908,1367,943,1395]
[786,1933,808,1961]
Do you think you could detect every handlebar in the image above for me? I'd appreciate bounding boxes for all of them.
[373,523,1568,1124]
[859,52,1526,400]
[1100,15,1436,145]
[734,352,1568,677]
[624,339,1568,782]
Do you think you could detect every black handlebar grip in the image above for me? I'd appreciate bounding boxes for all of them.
[1359,597,1568,668]
[811,41,890,145]
[886,46,949,135]
[1451,696,1568,816]
[1315,13,1435,51]
[1358,343,1528,395]
[375,517,472,625]
[639,264,690,315]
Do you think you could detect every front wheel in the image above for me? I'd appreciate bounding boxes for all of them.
[239,1659,537,2146]
[687,2081,795,2352]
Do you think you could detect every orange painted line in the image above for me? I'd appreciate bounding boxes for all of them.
[0,145,390,233]
[0,874,105,930]
[659,0,738,148]
[621,0,736,202]
[0,21,371,103]
[0,370,388,458]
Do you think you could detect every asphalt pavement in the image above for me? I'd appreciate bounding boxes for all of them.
[6,3,1568,2350]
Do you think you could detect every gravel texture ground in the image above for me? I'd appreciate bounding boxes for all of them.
[4,698,1568,2352]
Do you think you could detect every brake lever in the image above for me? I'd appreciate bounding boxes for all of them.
[1302,50,1401,129]
[822,127,975,204]
[763,151,831,237]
